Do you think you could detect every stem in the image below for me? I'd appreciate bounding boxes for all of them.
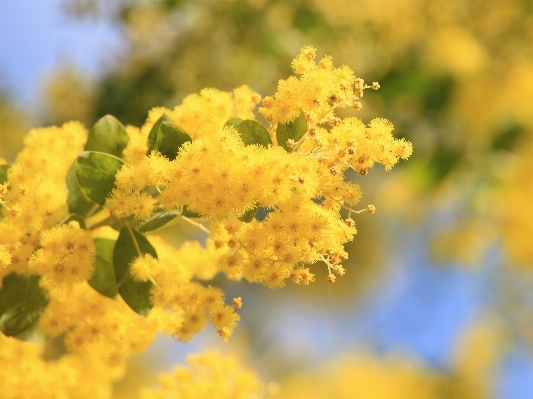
[123,219,158,286]
[330,198,368,214]
[86,203,101,218]
[88,215,118,230]
[268,123,279,145]
[182,216,210,234]
[124,219,142,257]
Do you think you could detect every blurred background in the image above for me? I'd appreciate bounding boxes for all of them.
[2,0,533,397]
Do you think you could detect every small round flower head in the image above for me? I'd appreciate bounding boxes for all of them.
[9,204,22,218]
[130,254,160,282]
[319,55,333,70]
[172,308,209,342]
[232,297,242,309]
[262,96,274,109]
[329,117,342,127]
[0,182,8,198]
[217,327,232,342]
[18,185,29,196]
[333,265,346,276]
[291,46,317,74]
[28,223,96,287]
[209,303,240,333]
[0,245,12,268]
[344,218,356,228]
[233,85,261,120]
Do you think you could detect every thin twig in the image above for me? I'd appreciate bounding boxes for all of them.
[124,219,142,257]
[88,215,118,230]
[182,216,210,234]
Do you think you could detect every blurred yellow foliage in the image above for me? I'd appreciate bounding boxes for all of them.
[277,318,505,399]
[0,97,30,162]
[41,64,96,127]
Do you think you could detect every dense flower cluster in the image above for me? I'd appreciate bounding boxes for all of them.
[0,122,87,281]
[39,282,160,363]
[107,46,412,290]
[140,351,265,399]
[0,334,122,399]
[0,47,411,398]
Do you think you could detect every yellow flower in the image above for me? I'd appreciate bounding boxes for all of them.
[28,223,96,287]
[0,244,12,268]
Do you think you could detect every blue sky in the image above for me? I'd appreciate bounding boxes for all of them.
[0,0,120,106]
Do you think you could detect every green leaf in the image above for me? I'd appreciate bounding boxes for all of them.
[13,318,45,342]
[427,146,464,184]
[66,161,97,216]
[110,215,137,232]
[239,206,258,223]
[225,117,243,129]
[147,114,171,154]
[181,205,201,218]
[141,186,161,198]
[75,151,125,206]
[491,123,525,151]
[0,164,10,184]
[89,238,118,298]
[113,226,156,315]
[110,220,123,232]
[236,120,272,148]
[157,121,192,160]
[85,115,129,158]
[147,115,192,160]
[138,209,182,233]
[0,273,49,337]
[276,110,308,152]
[58,213,87,229]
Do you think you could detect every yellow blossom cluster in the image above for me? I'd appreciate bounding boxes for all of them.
[0,244,12,269]
[0,122,87,282]
[260,46,372,126]
[140,350,265,399]
[0,47,411,395]
[131,237,240,342]
[171,85,261,140]
[154,130,305,218]
[123,106,172,164]
[109,131,304,220]
[210,194,355,289]
[40,282,160,365]
[0,180,23,219]
[107,46,412,290]
[298,117,413,175]
[0,334,121,399]
[28,222,96,287]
